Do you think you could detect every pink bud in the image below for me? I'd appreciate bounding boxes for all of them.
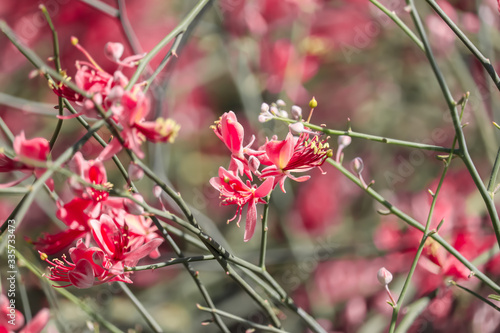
[338,135,352,148]
[351,157,364,174]
[377,267,393,285]
[153,185,162,198]
[248,156,260,174]
[289,122,305,135]
[128,163,144,181]
[104,42,124,62]
[124,194,144,215]
[291,105,302,119]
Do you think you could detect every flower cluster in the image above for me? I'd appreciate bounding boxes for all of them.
[210,101,332,241]
[53,38,180,159]
[35,152,163,288]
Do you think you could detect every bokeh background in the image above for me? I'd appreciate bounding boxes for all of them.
[2,0,500,332]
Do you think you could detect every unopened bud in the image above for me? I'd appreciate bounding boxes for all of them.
[291,105,302,119]
[377,267,393,285]
[104,42,125,62]
[124,194,145,215]
[351,157,364,174]
[261,103,270,113]
[128,163,144,181]
[309,96,318,108]
[108,86,124,102]
[153,185,162,198]
[276,99,286,107]
[270,105,279,116]
[279,110,288,118]
[248,156,260,174]
[289,122,305,135]
[338,135,352,148]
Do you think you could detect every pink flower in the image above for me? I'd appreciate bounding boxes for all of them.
[211,111,262,179]
[0,132,52,188]
[210,167,274,241]
[40,240,107,289]
[90,214,164,275]
[260,132,332,192]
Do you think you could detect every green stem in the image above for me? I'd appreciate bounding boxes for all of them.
[368,0,424,51]
[259,193,271,269]
[407,0,500,252]
[196,304,290,333]
[125,255,215,271]
[126,0,212,89]
[426,0,500,90]
[449,280,500,312]
[389,136,456,332]
[488,147,500,195]
[326,158,500,293]
[118,283,164,333]
[275,117,456,154]
[150,215,230,332]
[143,32,184,93]
[79,0,119,17]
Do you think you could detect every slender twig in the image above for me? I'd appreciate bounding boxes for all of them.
[326,158,500,293]
[126,0,212,89]
[275,117,456,154]
[79,0,119,17]
[149,216,230,332]
[406,0,500,250]
[118,283,164,333]
[368,0,424,51]
[197,304,290,333]
[389,134,457,332]
[488,147,500,196]
[0,93,57,116]
[115,0,143,55]
[259,194,271,269]
[0,117,15,144]
[449,280,500,312]
[426,0,500,90]
[143,32,184,93]
[40,5,64,150]
[125,255,215,272]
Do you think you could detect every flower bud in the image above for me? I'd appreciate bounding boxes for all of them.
[309,96,318,108]
[128,163,144,181]
[351,157,364,174]
[104,42,125,62]
[289,122,305,135]
[153,185,162,198]
[377,267,393,285]
[279,110,288,118]
[338,135,352,148]
[270,105,279,116]
[248,156,260,174]
[261,103,270,113]
[276,99,286,107]
[124,193,145,215]
[291,105,302,119]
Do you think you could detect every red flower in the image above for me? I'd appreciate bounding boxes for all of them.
[211,111,262,179]
[260,132,332,192]
[90,214,164,275]
[0,132,51,188]
[210,167,274,241]
[40,239,108,289]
